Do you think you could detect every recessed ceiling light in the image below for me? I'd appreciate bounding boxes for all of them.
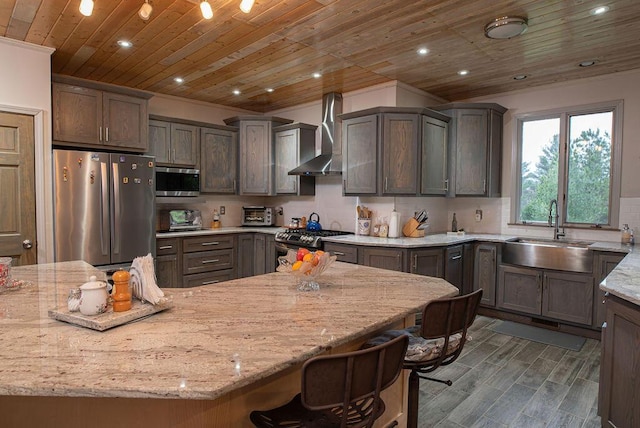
[579,60,597,67]
[591,6,610,15]
[484,16,528,39]
[173,77,184,84]
[417,47,429,56]
[232,89,241,95]
[117,40,132,48]
[458,70,469,76]
[265,88,274,93]
[513,74,528,80]
[312,72,322,79]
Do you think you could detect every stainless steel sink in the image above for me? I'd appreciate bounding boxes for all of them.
[502,238,594,273]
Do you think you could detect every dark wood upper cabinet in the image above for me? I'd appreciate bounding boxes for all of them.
[273,123,316,196]
[421,116,449,195]
[148,119,199,167]
[381,113,420,195]
[433,103,506,197]
[340,107,450,196]
[224,116,292,196]
[200,126,238,194]
[52,76,151,152]
[342,114,379,195]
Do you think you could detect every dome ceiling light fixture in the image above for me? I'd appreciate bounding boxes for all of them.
[484,16,528,39]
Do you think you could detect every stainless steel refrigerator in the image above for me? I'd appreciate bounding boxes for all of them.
[53,149,156,268]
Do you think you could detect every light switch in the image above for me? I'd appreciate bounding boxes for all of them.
[475,209,483,222]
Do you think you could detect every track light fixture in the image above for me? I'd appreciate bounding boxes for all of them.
[200,1,214,19]
[79,1,253,20]
[79,0,94,17]
[138,0,153,21]
[239,0,255,14]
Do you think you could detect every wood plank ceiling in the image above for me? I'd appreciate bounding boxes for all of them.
[2,0,640,112]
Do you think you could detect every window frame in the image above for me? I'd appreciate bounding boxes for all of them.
[511,100,623,229]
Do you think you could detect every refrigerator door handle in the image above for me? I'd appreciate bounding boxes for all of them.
[100,162,109,256]
[112,162,121,256]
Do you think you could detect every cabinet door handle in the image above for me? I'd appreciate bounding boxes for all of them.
[385,177,388,191]
[233,179,236,192]
[201,242,220,246]
[450,255,462,260]
[602,321,607,329]
[202,280,220,285]
[413,254,418,271]
[99,126,103,142]
[159,245,173,250]
[483,179,487,193]
[334,251,345,256]
[172,148,176,162]
[343,180,346,192]
[105,127,109,142]
[444,179,449,192]
[202,259,220,264]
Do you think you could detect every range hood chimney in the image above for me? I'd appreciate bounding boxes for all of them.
[288,92,343,176]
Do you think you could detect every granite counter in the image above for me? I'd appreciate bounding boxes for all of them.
[0,260,458,427]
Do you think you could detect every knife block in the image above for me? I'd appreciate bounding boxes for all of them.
[402,218,425,237]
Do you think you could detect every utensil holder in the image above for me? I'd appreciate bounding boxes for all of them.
[357,218,371,236]
[402,218,425,237]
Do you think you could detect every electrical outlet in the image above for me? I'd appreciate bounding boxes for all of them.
[475,209,482,222]
[220,206,225,215]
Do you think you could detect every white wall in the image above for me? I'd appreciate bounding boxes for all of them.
[462,68,640,242]
[0,37,54,262]
[149,93,255,124]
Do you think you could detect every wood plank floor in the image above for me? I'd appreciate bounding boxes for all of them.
[417,316,601,428]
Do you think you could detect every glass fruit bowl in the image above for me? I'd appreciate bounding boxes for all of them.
[277,249,337,291]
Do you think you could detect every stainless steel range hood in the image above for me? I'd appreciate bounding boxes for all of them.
[288,92,343,176]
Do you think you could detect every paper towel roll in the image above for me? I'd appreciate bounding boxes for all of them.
[389,211,401,238]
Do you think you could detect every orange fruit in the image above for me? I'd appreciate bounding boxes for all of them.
[292,261,303,271]
[302,253,314,262]
[312,254,320,266]
[315,250,325,256]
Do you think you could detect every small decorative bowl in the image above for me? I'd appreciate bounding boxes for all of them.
[277,249,337,291]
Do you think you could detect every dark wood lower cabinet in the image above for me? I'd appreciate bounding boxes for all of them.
[497,265,541,315]
[444,245,463,290]
[408,248,443,278]
[599,294,640,427]
[542,271,593,325]
[593,252,625,329]
[474,243,498,307]
[498,264,594,327]
[360,247,404,271]
[156,254,179,288]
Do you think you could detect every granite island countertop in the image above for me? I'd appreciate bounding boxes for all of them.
[0,260,458,401]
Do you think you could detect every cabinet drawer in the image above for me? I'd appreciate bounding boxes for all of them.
[183,234,235,253]
[324,243,358,264]
[183,249,234,275]
[183,270,236,287]
[156,238,179,256]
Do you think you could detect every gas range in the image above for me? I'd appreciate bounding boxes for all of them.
[275,229,352,249]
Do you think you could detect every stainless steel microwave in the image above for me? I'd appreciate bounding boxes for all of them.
[155,167,200,197]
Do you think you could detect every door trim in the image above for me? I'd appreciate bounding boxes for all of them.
[0,104,51,263]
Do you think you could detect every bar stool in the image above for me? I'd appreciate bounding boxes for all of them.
[249,334,409,428]
[403,289,482,428]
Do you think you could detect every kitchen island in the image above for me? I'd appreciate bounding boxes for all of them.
[0,260,458,427]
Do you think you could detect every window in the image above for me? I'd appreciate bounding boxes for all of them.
[513,101,623,228]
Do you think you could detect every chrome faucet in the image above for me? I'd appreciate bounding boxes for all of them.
[548,199,565,240]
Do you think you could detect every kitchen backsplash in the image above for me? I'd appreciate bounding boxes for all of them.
[158,179,639,241]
